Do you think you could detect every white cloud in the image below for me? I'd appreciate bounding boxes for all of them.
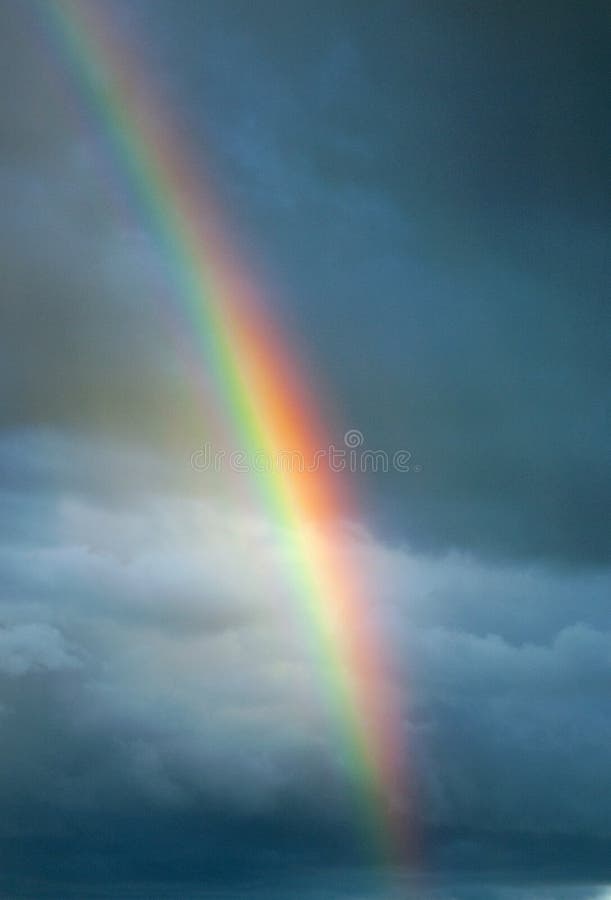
[0,431,610,841]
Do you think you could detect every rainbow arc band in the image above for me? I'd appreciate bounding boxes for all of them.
[43,0,410,865]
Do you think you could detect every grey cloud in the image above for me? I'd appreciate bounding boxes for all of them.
[413,623,611,699]
[124,0,611,566]
[0,623,80,677]
[407,624,611,838]
[0,434,610,889]
[1,1,609,566]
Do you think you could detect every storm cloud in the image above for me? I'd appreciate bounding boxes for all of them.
[0,0,609,897]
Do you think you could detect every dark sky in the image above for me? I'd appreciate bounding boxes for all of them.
[0,1,610,898]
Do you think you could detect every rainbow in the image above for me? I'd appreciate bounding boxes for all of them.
[41,0,408,865]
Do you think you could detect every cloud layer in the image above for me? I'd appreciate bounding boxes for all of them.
[0,432,610,893]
